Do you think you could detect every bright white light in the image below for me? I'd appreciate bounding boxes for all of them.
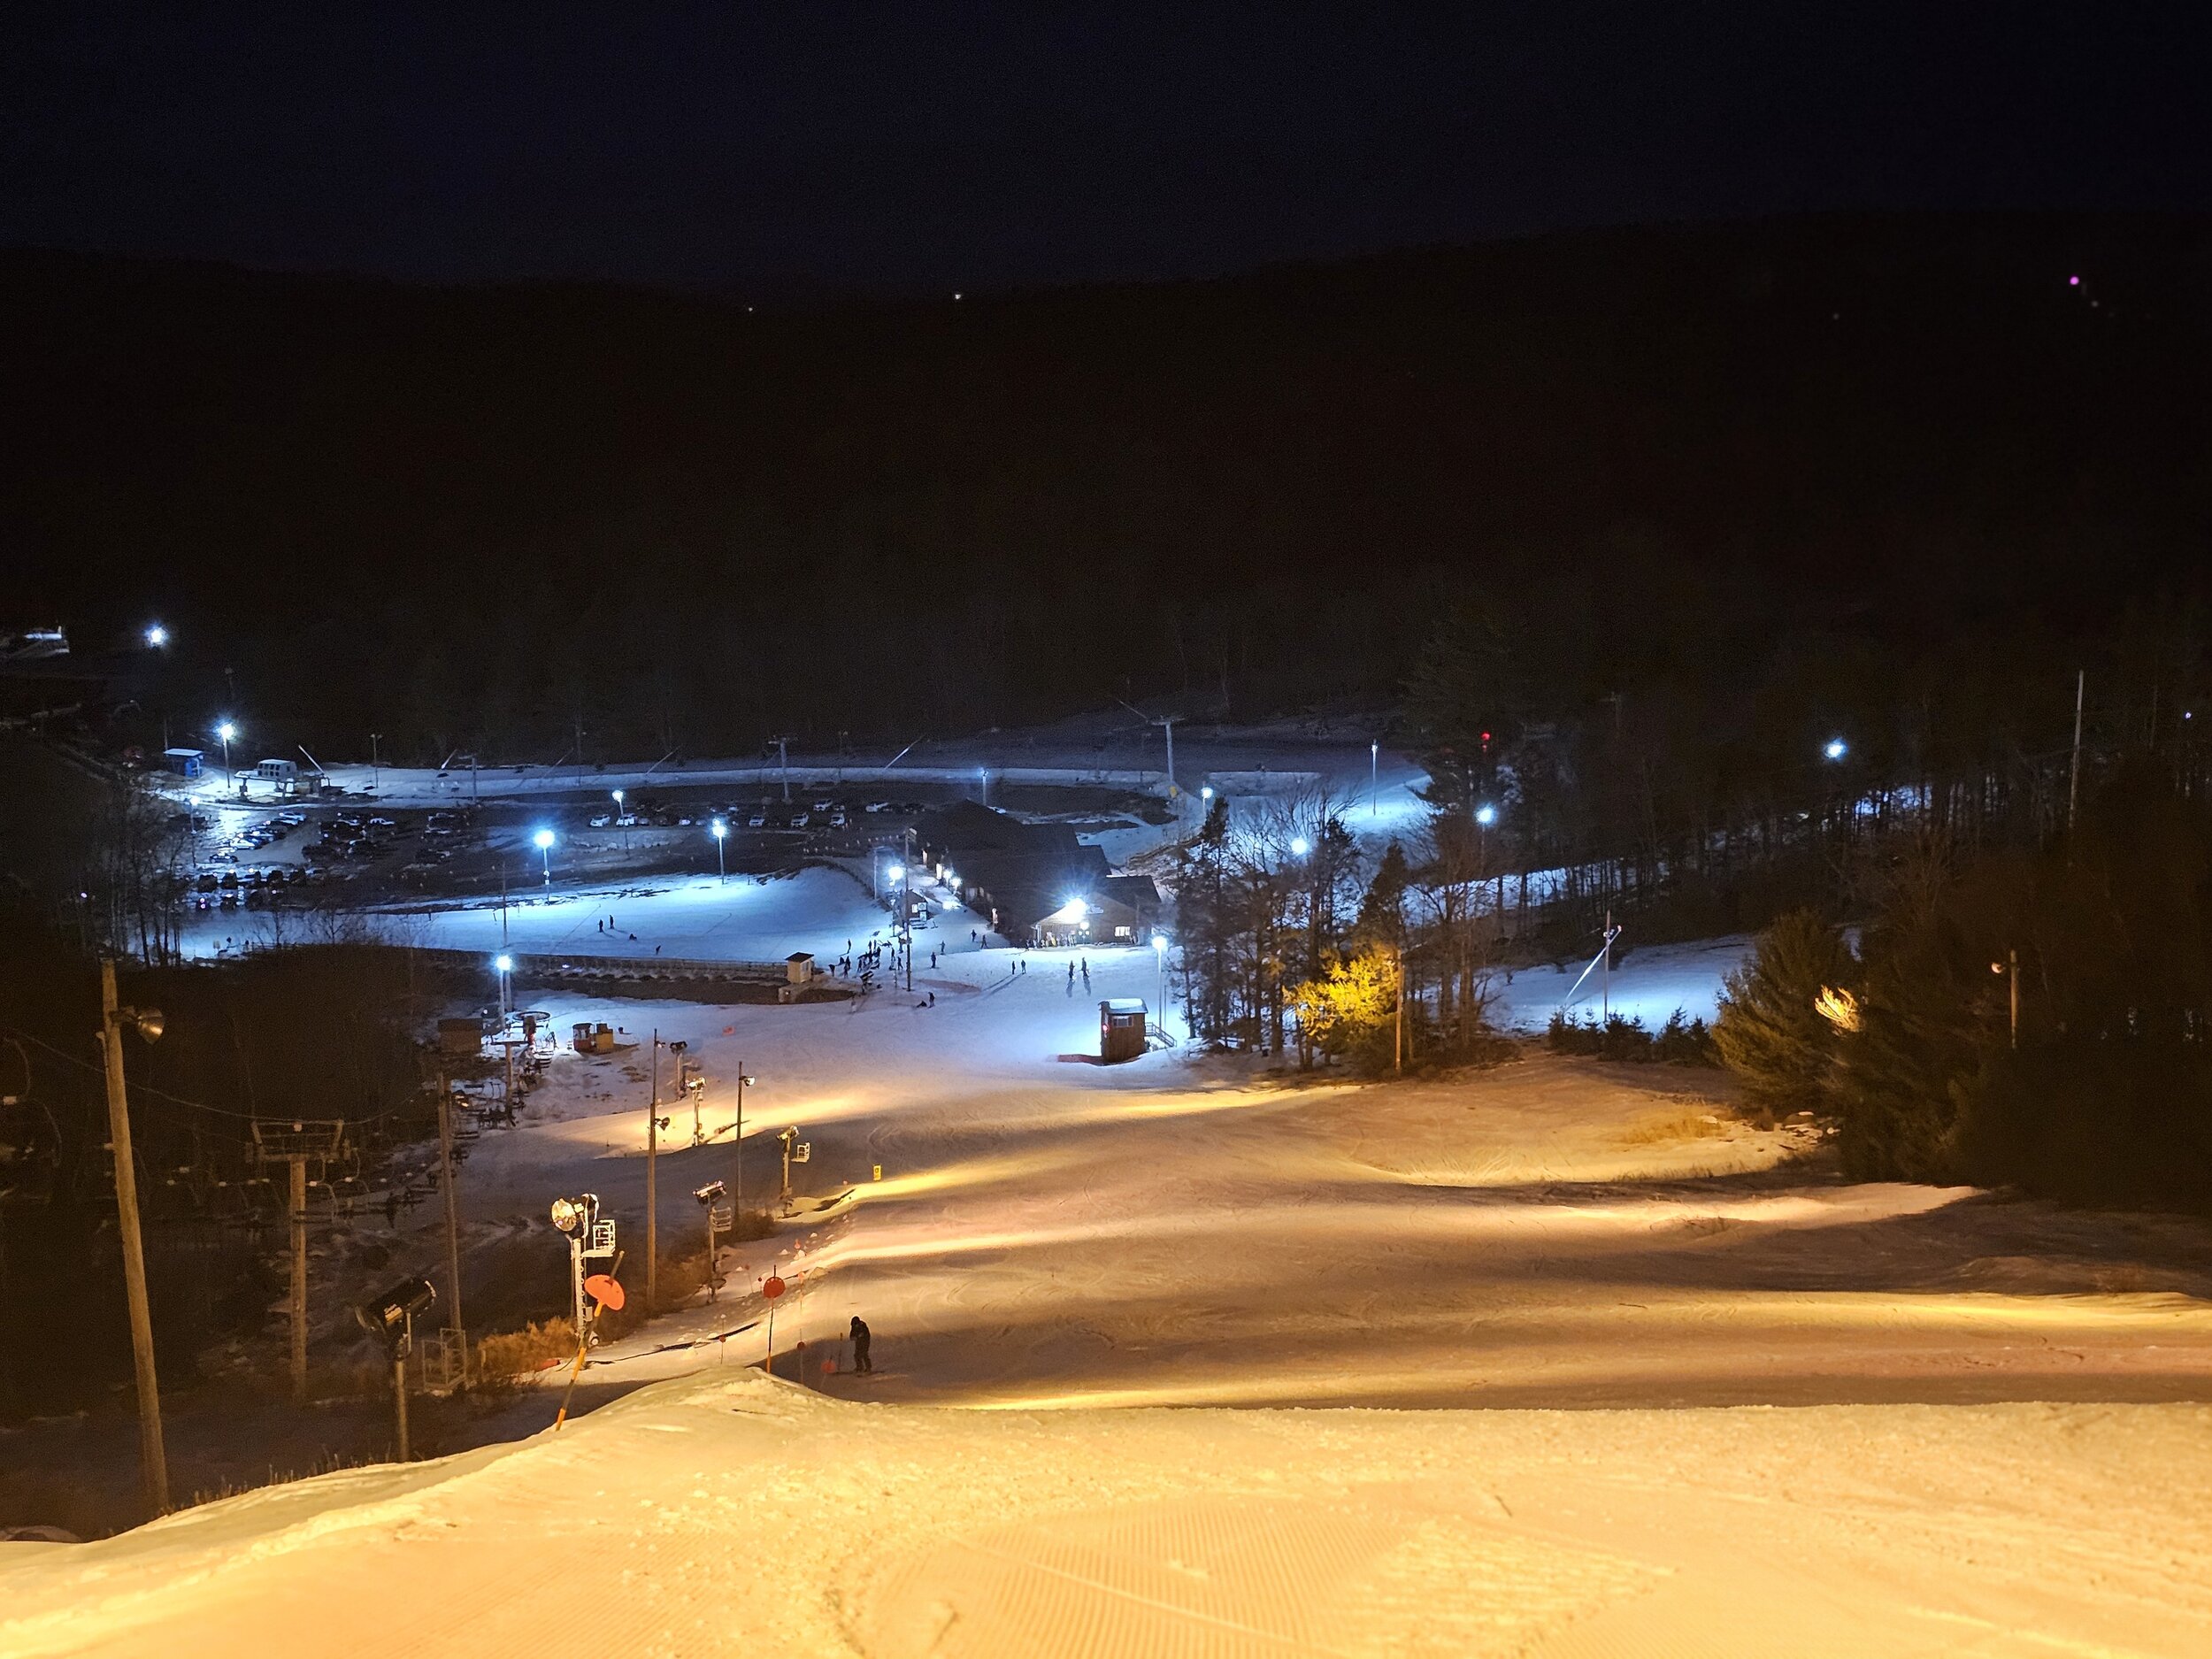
[887,864,904,881]
[494,953,513,972]
[1289,836,1310,857]
[945,870,960,887]
[533,828,556,850]
[1824,738,1848,761]
[711,818,727,839]
[1201,787,1214,800]
[216,720,237,741]
[145,624,168,648]
[1151,933,1168,951]
[611,788,624,803]
[1061,896,1088,920]
[1475,804,1497,826]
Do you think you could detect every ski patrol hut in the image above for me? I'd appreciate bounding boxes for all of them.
[1099,998,1148,1064]
[162,747,204,780]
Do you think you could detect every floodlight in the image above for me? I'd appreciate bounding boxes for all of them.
[1201,786,1214,800]
[494,953,514,973]
[145,624,169,648]
[1824,738,1848,761]
[711,818,727,839]
[549,1194,594,1235]
[217,720,238,741]
[134,1009,165,1043]
[1475,804,1498,827]
[533,828,556,850]
[1151,933,1168,950]
[1289,836,1310,857]
[611,788,624,803]
[887,863,904,880]
[693,1179,726,1206]
[1064,896,1088,919]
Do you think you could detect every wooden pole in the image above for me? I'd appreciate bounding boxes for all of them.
[646,1032,659,1315]
[288,1156,308,1401]
[1394,943,1404,1074]
[2069,669,2085,835]
[435,1073,466,1383]
[99,959,169,1516]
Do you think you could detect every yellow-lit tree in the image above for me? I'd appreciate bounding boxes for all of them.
[1288,944,1399,1064]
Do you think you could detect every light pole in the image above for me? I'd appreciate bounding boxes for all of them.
[98,960,169,1517]
[1371,741,1379,818]
[732,1065,757,1212]
[370,732,380,795]
[611,788,627,852]
[494,953,513,1019]
[533,827,555,885]
[216,718,237,781]
[711,818,728,881]
[1151,932,1171,1040]
[978,765,988,806]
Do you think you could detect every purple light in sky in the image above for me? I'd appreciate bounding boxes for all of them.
[2068,274,2081,287]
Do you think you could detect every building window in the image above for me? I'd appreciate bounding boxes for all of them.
[1115,925,1132,938]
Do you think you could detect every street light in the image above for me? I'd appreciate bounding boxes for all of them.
[533,826,555,884]
[711,818,728,880]
[215,719,237,779]
[145,624,169,649]
[1824,738,1848,761]
[1475,803,1498,827]
[493,953,514,1018]
[1289,835,1310,858]
[1201,786,1214,802]
[1151,932,1171,1040]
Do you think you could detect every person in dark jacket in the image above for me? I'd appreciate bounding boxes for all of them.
[849,1316,873,1373]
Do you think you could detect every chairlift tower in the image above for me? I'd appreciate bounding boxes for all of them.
[251,1118,346,1402]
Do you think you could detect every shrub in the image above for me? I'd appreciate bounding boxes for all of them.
[474,1318,577,1383]
[1712,909,1855,1117]
[1547,1007,1715,1065]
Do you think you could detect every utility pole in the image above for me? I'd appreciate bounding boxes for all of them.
[100,960,169,1517]
[1394,942,1405,1074]
[733,1063,749,1222]
[434,1078,465,1383]
[1371,741,1379,818]
[1601,909,1614,1022]
[289,1156,307,1396]
[646,1033,660,1315]
[2008,949,2020,1049]
[2069,669,2085,836]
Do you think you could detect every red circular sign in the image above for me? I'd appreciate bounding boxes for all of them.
[762,1276,786,1300]
[583,1273,626,1311]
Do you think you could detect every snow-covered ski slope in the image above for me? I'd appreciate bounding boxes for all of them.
[7,1371,2210,1656]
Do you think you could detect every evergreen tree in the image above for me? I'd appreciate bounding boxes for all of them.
[1712,909,1856,1118]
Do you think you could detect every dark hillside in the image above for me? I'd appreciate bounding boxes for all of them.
[6,213,2209,758]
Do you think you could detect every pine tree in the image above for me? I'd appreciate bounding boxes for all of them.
[1712,909,1855,1118]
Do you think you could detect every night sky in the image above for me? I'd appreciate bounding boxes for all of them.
[4,4,2208,295]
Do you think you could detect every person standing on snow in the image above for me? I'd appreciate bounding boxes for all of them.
[849,1316,873,1373]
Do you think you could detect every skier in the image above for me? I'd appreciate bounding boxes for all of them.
[849,1316,873,1373]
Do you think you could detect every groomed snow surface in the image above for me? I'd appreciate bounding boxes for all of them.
[17,877,2212,1654]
